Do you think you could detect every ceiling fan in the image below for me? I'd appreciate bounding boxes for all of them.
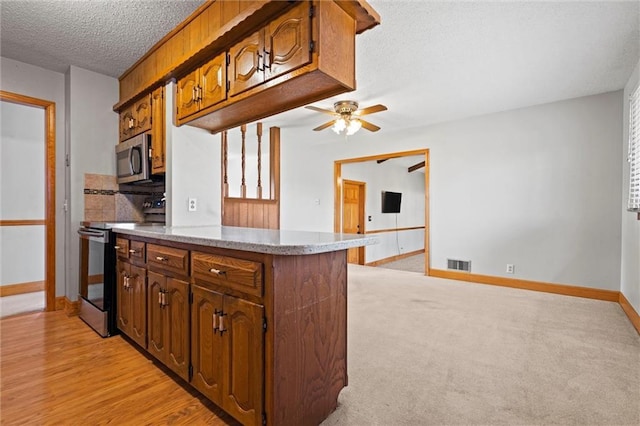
[305,101,387,135]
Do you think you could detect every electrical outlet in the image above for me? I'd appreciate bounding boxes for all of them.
[188,198,197,212]
[506,264,514,274]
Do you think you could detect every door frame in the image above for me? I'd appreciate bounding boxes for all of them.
[0,90,56,311]
[341,179,366,265]
[334,149,430,274]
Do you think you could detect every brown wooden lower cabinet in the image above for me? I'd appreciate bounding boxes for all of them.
[116,260,146,348]
[114,234,348,426]
[191,284,264,426]
[147,271,190,381]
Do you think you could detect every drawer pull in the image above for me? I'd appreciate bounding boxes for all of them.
[209,268,226,276]
[129,249,137,254]
[212,310,219,332]
[155,256,168,262]
[114,245,121,250]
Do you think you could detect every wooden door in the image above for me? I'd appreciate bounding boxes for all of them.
[200,53,227,110]
[116,261,131,334]
[229,30,263,97]
[222,295,264,426]
[165,277,190,381]
[134,94,151,135]
[147,270,165,362]
[119,107,135,141]
[342,180,365,264]
[150,87,165,174]
[129,264,147,348]
[176,68,200,120]
[190,284,224,405]
[264,2,311,82]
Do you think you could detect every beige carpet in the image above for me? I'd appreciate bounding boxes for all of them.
[322,265,640,426]
[378,253,426,274]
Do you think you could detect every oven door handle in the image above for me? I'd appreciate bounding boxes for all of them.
[78,228,108,243]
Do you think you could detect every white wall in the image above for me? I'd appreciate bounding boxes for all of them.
[0,57,66,296]
[281,91,623,291]
[342,160,425,263]
[165,82,220,226]
[621,60,640,314]
[66,65,118,300]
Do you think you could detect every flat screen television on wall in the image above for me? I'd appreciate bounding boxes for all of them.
[381,191,402,213]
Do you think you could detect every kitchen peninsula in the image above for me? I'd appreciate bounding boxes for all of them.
[112,223,376,426]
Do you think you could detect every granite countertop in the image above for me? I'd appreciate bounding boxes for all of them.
[111,224,378,255]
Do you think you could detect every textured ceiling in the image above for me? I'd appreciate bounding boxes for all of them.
[0,0,638,141]
[0,0,203,77]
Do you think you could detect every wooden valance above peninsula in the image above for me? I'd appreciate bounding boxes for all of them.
[113,0,380,134]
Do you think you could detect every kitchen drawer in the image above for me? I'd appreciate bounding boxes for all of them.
[129,240,146,263]
[192,252,263,297]
[115,238,130,259]
[147,244,189,276]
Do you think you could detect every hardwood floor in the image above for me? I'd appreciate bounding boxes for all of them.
[0,311,238,425]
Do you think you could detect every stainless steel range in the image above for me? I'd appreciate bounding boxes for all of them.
[77,222,120,337]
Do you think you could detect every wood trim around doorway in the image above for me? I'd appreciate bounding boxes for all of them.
[334,149,430,273]
[1,90,56,312]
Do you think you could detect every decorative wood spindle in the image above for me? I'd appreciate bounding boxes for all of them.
[256,122,263,199]
[222,130,229,197]
[240,124,247,198]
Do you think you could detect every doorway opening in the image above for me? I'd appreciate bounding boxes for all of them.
[0,91,56,315]
[334,149,430,274]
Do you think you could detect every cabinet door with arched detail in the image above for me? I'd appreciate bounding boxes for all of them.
[222,295,264,426]
[190,284,224,405]
[265,2,311,82]
[229,30,263,97]
[200,53,227,111]
[165,277,190,381]
[176,69,200,120]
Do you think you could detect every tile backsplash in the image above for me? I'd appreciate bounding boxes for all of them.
[84,174,164,223]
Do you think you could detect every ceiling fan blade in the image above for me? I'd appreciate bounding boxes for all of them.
[355,104,387,116]
[359,119,381,132]
[313,120,335,131]
[305,105,337,115]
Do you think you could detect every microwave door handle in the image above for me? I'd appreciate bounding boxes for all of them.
[128,147,135,175]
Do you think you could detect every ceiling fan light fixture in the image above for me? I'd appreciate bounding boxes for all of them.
[332,117,347,134]
[346,118,362,135]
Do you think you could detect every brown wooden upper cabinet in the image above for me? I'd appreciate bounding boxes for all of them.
[150,86,165,173]
[176,53,227,121]
[119,94,151,142]
[229,2,311,97]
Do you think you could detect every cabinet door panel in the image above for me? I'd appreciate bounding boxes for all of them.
[150,87,165,174]
[176,69,200,120]
[147,271,165,362]
[134,94,151,135]
[166,277,190,381]
[265,3,311,82]
[116,261,131,334]
[119,108,135,142]
[129,264,147,348]
[200,53,227,110]
[191,285,224,404]
[222,295,264,426]
[229,30,263,97]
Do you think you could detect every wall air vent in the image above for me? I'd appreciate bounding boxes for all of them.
[447,259,471,272]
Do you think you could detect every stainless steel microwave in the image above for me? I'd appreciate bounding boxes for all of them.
[115,133,152,184]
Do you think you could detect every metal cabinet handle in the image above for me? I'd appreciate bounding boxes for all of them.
[218,312,226,335]
[114,245,121,250]
[162,292,167,306]
[129,249,137,254]
[209,268,226,276]
[263,49,271,69]
[156,256,167,262]
[213,310,219,332]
